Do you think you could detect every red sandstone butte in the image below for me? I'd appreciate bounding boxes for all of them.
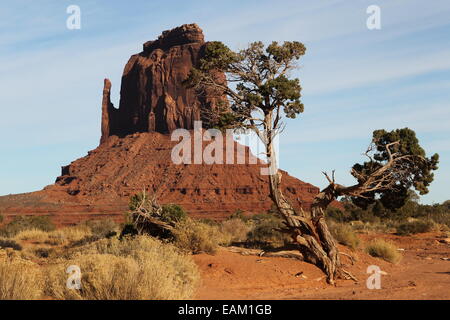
[100,23,224,143]
[0,24,327,226]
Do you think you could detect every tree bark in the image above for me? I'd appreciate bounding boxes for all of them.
[263,114,356,284]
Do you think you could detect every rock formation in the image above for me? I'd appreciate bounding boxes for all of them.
[0,24,334,225]
[100,23,222,143]
[53,132,320,220]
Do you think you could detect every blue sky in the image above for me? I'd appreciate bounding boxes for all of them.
[0,0,449,204]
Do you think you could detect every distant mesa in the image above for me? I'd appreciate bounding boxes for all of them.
[0,24,325,225]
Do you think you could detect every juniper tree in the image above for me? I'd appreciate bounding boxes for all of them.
[185,41,439,284]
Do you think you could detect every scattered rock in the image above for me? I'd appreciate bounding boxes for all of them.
[224,268,234,274]
[315,276,325,281]
[408,281,417,287]
[226,247,304,260]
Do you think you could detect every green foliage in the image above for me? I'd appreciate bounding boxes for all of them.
[83,219,118,238]
[336,191,450,231]
[129,193,144,211]
[246,213,289,248]
[160,204,187,223]
[0,216,55,237]
[396,219,436,235]
[0,214,3,224]
[200,41,241,71]
[185,40,306,130]
[351,128,439,210]
[325,207,351,223]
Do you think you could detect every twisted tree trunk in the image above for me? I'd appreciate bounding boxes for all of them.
[263,115,356,284]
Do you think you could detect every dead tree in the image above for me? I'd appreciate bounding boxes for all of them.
[129,191,175,239]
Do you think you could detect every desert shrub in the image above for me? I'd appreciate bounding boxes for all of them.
[228,209,248,221]
[33,247,55,258]
[47,225,93,245]
[0,254,43,299]
[429,213,450,228]
[128,192,145,211]
[246,213,289,248]
[160,204,187,223]
[327,221,360,249]
[326,207,351,223]
[83,219,118,238]
[0,238,22,250]
[69,235,102,247]
[173,218,230,254]
[45,236,199,300]
[127,193,188,239]
[119,223,138,238]
[14,228,50,242]
[396,219,436,235]
[198,218,219,226]
[0,214,3,224]
[220,218,251,243]
[365,239,402,264]
[0,216,55,237]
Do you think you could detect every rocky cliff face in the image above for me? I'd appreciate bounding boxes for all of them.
[54,132,320,219]
[101,24,222,143]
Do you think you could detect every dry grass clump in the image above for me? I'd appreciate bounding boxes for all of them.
[0,252,43,299]
[365,239,402,264]
[220,218,251,243]
[45,236,199,300]
[173,218,230,254]
[14,228,50,242]
[349,220,395,234]
[82,219,119,238]
[47,225,93,245]
[328,221,360,250]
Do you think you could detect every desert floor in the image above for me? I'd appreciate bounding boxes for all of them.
[194,233,450,300]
